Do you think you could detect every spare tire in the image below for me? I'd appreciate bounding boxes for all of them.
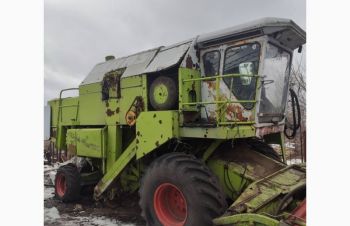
[149,76,178,110]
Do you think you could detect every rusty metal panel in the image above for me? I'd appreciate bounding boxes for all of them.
[81,47,160,85]
[81,41,191,85]
[144,41,191,73]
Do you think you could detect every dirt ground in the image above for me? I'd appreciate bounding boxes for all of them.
[43,141,303,226]
[44,164,145,226]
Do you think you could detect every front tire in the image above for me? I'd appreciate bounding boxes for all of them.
[139,153,227,226]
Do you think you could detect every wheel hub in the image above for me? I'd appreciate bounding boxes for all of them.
[154,183,187,226]
[153,84,168,104]
[56,174,67,197]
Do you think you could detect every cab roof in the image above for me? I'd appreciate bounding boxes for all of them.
[197,17,306,49]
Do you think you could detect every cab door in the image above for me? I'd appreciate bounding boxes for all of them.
[199,43,261,124]
[200,46,223,123]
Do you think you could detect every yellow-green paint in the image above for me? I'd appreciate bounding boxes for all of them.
[179,125,256,139]
[94,138,137,198]
[106,126,122,171]
[119,75,147,125]
[135,111,179,159]
[179,67,201,112]
[153,83,168,104]
[66,128,106,159]
[213,213,280,226]
[79,83,105,125]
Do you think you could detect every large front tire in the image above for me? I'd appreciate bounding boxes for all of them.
[139,153,227,226]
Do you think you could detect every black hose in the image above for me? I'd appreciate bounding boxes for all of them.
[284,89,301,139]
[275,184,306,215]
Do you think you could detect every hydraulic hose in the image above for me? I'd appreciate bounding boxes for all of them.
[284,89,301,139]
[275,184,306,215]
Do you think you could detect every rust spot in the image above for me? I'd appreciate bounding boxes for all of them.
[136,139,139,144]
[207,81,216,90]
[105,101,109,107]
[67,144,76,152]
[161,134,163,138]
[67,144,77,160]
[159,120,162,124]
[185,55,194,68]
[115,107,120,113]
[153,113,157,118]
[226,104,247,121]
[204,134,207,138]
[155,141,159,147]
[256,125,284,138]
[249,114,254,121]
[137,131,140,136]
[106,109,115,116]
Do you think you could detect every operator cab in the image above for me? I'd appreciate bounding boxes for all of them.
[193,18,305,129]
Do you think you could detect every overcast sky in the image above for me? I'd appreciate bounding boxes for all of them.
[44,0,305,103]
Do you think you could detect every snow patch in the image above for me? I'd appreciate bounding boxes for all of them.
[285,142,295,149]
[286,158,302,165]
[45,207,60,223]
[49,215,136,226]
[44,187,55,200]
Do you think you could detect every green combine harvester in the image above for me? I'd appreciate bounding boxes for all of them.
[47,17,306,226]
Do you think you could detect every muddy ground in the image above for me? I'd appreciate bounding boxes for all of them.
[44,164,146,226]
[44,142,303,226]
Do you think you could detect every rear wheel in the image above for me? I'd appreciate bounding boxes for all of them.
[55,163,81,202]
[139,153,227,226]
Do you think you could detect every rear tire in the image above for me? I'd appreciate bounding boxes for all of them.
[55,163,81,202]
[139,153,227,226]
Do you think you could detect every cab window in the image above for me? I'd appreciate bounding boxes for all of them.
[203,51,220,77]
[223,43,260,109]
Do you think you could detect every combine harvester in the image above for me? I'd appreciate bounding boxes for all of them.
[47,18,306,226]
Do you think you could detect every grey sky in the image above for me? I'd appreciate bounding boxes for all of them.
[44,0,305,103]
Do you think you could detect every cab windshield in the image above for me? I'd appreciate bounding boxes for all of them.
[222,43,260,110]
[259,43,291,123]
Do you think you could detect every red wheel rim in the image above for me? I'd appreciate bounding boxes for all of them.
[154,183,187,226]
[56,174,66,197]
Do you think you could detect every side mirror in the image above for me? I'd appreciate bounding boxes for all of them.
[298,45,303,53]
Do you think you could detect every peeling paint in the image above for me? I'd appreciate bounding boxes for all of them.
[106,109,115,116]
[185,55,194,69]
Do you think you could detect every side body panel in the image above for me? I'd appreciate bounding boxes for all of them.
[136,111,179,159]
[79,83,105,125]
[66,128,106,159]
